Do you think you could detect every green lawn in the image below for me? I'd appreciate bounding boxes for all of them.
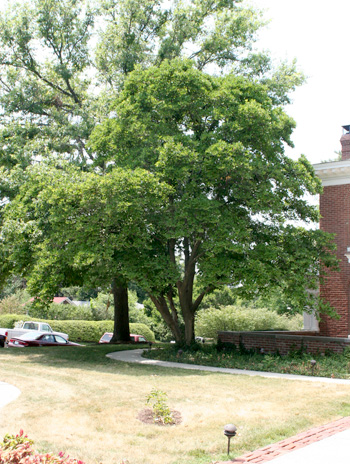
[1,344,350,464]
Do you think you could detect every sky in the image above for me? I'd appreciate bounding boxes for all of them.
[247,0,350,165]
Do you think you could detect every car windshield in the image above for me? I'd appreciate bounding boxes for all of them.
[101,333,113,342]
[23,322,39,330]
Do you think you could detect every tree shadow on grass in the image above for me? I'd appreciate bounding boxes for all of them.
[0,345,213,378]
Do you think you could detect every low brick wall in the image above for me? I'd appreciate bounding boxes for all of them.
[217,331,350,355]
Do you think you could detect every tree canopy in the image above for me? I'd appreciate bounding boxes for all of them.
[0,0,265,341]
[87,58,337,343]
[0,0,338,344]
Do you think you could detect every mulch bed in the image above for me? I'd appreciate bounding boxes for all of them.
[137,408,182,426]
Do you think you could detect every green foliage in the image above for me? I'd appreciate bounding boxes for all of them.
[0,0,339,347]
[0,314,25,329]
[29,303,94,321]
[0,290,30,315]
[0,430,85,464]
[195,304,303,340]
[90,289,144,321]
[57,286,99,301]
[96,0,263,85]
[89,292,114,321]
[50,320,115,342]
[145,344,350,379]
[1,164,172,306]
[129,323,155,342]
[1,430,34,450]
[0,276,27,300]
[89,57,338,345]
[146,389,174,425]
[0,0,97,200]
[200,286,237,310]
[25,289,150,322]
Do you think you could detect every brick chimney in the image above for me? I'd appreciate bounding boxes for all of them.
[340,125,350,160]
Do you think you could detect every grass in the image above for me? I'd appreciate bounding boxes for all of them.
[0,344,350,464]
[144,343,350,379]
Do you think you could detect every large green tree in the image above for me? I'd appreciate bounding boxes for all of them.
[0,0,264,341]
[89,59,337,344]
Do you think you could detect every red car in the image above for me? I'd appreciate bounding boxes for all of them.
[8,331,81,347]
[98,332,149,344]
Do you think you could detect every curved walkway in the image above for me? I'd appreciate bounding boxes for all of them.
[0,381,21,409]
[107,349,350,463]
[106,349,350,384]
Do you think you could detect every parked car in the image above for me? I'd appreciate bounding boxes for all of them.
[99,332,113,343]
[98,332,149,344]
[0,321,68,347]
[7,332,80,348]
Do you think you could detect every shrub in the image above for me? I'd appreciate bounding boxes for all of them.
[29,303,94,321]
[0,315,24,329]
[146,389,175,425]
[129,323,155,342]
[195,305,303,340]
[0,430,84,464]
[0,291,29,316]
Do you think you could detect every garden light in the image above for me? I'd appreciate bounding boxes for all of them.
[310,359,317,375]
[224,423,237,455]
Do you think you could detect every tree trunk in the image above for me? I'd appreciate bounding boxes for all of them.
[150,295,183,343]
[111,277,130,342]
[183,310,195,346]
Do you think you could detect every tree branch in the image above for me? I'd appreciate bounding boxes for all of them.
[192,285,214,312]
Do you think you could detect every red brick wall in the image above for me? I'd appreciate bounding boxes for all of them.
[319,184,350,337]
[341,133,350,160]
[218,331,350,355]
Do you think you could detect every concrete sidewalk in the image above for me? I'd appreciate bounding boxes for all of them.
[0,381,21,408]
[107,349,350,463]
[106,348,350,385]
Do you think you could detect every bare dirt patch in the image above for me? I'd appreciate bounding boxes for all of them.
[137,408,182,425]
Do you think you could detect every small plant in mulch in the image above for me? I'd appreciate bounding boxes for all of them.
[138,389,182,426]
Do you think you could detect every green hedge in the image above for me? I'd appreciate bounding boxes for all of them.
[0,314,24,329]
[195,306,303,340]
[0,315,155,342]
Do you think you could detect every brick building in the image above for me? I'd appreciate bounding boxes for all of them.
[217,129,350,353]
[313,126,350,338]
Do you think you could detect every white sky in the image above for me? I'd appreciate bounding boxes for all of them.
[247,0,350,165]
